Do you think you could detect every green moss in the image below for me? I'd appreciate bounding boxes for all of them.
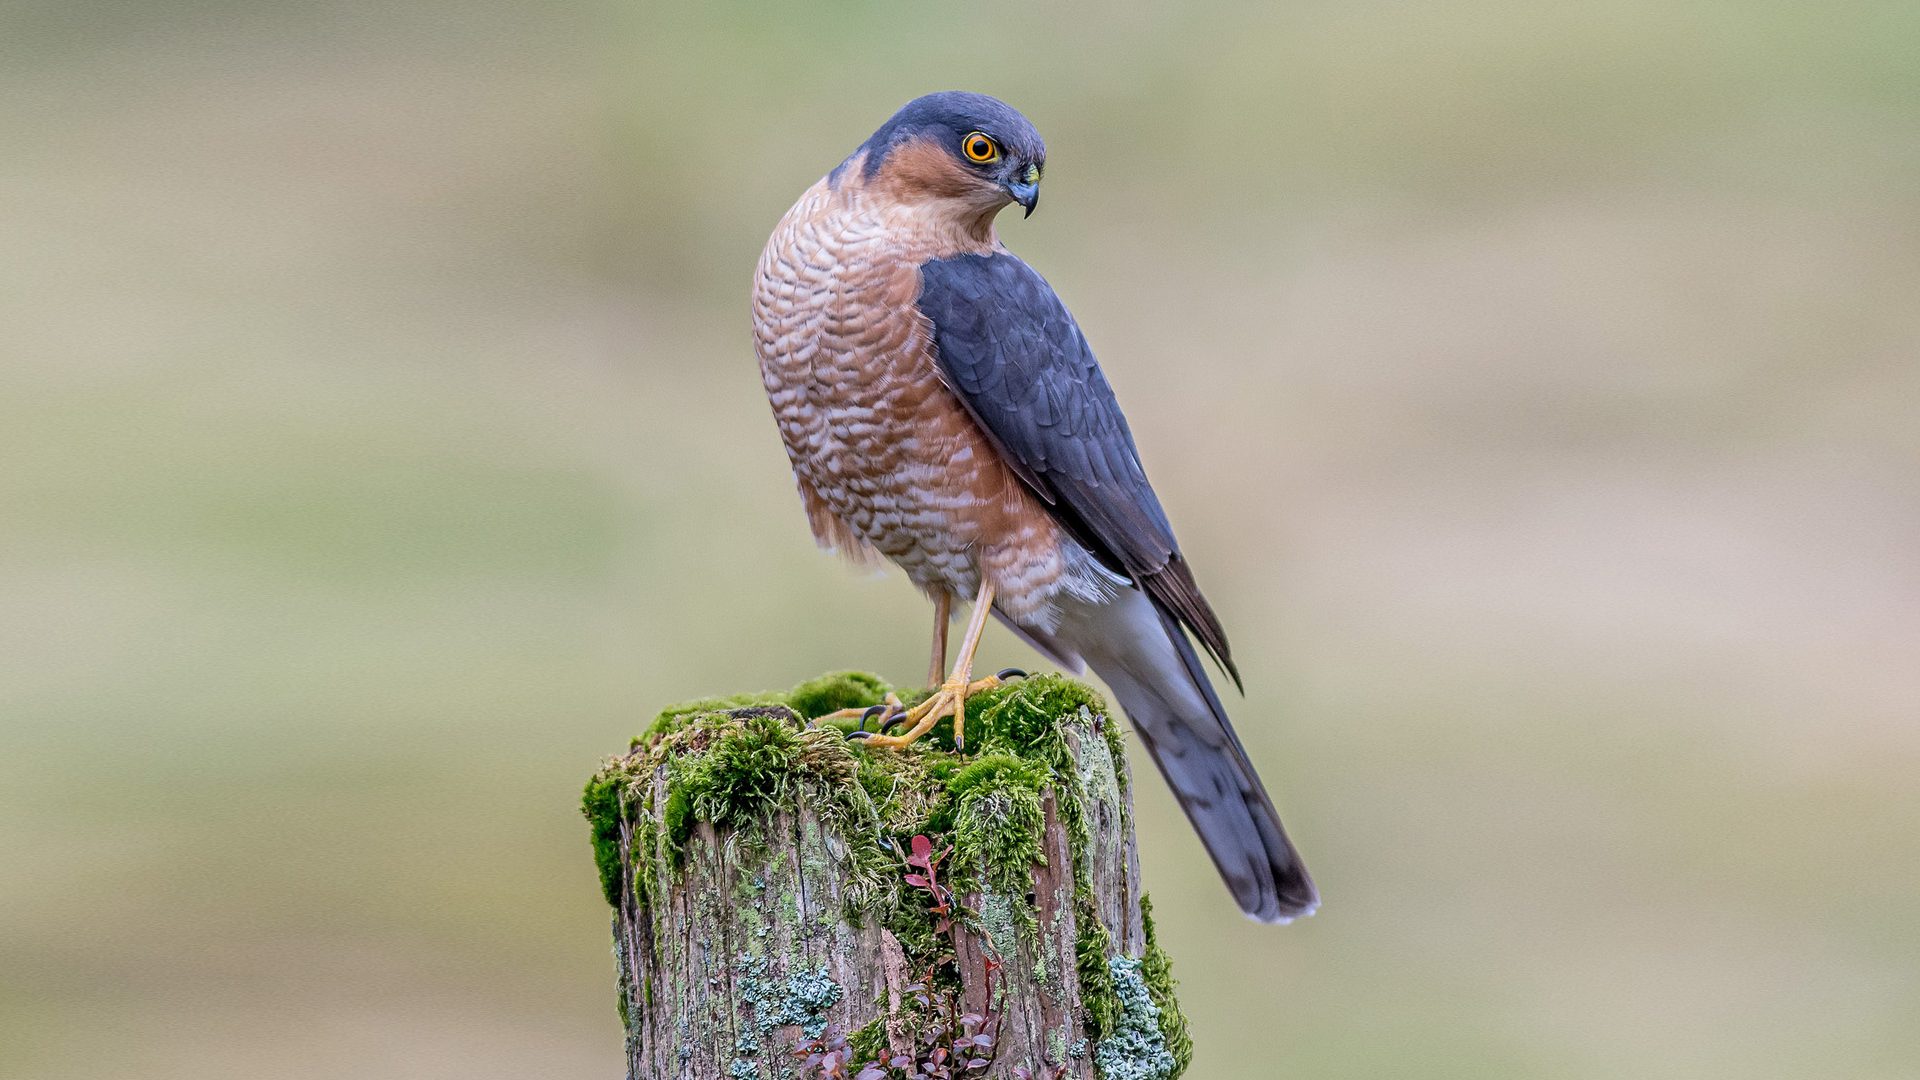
[644,689,789,744]
[587,676,899,910]
[847,1016,888,1064]
[946,752,1049,802]
[948,753,1049,896]
[1074,893,1120,1038]
[582,772,628,907]
[786,670,892,718]
[854,750,945,839]
[966,674,1108,757]
[1138,897,1192,1075]
[1101,710,1130,794]
[883,885,944,966]
[594,673,893,911]
[663,709,805,858]
[660,783,692,864]
[642,670,894,746]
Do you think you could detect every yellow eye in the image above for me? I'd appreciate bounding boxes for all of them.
[961,132,999,163]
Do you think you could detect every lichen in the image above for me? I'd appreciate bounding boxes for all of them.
[1093,955,1178,1080]
[736,954,844,1044]
[1139,896,1193,1074]
[781,966,845,1038]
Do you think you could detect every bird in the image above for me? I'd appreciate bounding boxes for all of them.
[751,91,1317,923]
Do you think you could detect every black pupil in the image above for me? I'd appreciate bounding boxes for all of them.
[971,138,989,157]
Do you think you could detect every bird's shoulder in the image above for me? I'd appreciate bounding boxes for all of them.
[918,250,1070,322]
[914,251,1101,392]
[911,248,1241,685]
[913,251,1127,452]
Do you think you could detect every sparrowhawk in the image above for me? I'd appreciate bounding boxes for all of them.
[751,91,1317,923]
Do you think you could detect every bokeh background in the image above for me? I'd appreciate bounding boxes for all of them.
[5,2,1917,1077]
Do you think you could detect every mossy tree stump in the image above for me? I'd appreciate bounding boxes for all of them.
[584,672,1191,1080]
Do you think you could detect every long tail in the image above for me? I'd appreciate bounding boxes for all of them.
[1053,587,1318,923]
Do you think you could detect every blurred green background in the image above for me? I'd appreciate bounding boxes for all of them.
[4,1,1917,1077]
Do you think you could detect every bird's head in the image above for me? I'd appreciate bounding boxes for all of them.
[840,91,1046,229]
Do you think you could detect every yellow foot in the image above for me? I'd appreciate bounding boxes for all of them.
[815,692,904,727]
[848,669,1025,752]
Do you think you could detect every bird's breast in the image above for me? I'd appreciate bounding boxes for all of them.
[751,181,1089,625]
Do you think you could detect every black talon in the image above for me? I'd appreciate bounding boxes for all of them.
[856,704,888,733]
[996,667,1027,681]
[845,729,873,740]
[879,707,909,734]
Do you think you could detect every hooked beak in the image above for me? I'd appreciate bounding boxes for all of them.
[1006,179,1040,218]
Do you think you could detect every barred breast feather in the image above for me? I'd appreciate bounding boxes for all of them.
[751,170,1112,627]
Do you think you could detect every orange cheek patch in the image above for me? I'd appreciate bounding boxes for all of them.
[873,138,997,202]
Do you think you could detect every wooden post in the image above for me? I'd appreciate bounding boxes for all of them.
[583,672,1192,1080]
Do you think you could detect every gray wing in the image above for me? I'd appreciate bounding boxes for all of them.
[916,252,1239,687]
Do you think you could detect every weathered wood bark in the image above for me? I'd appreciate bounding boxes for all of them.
[584,673,1190,1080]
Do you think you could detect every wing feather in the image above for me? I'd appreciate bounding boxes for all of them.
[917,252,1241,688]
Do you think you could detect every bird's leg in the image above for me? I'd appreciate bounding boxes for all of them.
[927,589,951,690]
[854,579,1000,752]
[815,590,951,728]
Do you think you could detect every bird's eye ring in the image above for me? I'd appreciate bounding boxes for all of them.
[961,132,999,163]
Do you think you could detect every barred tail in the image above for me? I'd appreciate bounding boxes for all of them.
[1056,587,1318,923]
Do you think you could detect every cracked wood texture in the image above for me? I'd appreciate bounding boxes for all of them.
[603,710,1150,1080]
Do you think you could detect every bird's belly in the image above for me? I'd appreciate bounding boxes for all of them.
[761,326,1087,623]
[808,438,983,592]
[772,349,1030,596]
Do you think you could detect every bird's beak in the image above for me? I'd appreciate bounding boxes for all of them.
[1006,179,1040,218]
